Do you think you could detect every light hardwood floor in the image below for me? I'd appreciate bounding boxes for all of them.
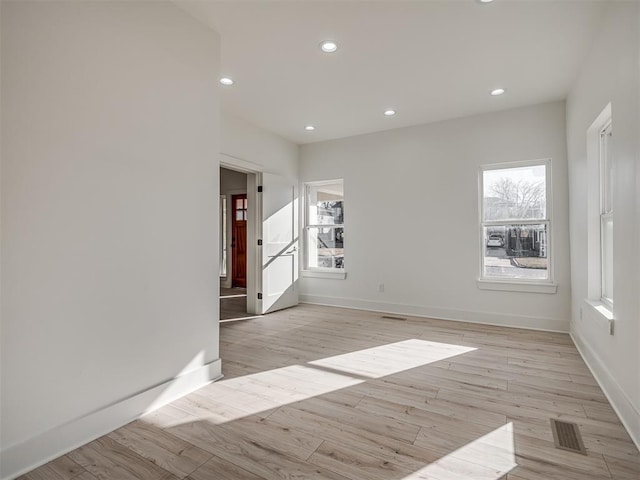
[20,304,640,480]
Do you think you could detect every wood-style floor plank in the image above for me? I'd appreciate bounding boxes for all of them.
[187,455,264,480]
[106,420,212,478]
[73,474,99,480]
[603,454,640,480]
[20,303,639,479]
[308,441,412,480]
[67,436,179,480]
[16,455,84,480]
[265,405,443,470]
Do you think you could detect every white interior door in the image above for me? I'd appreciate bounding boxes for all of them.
[260,173,299,313]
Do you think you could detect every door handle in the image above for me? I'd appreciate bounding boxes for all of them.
[285,246,297,254]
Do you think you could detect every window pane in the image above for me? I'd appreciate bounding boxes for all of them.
[483,165,546,221]
[601,124,613,214]
[306,226,344,269]
[308,181,344,225]
[483,224,548,280]
[601,215,613,303]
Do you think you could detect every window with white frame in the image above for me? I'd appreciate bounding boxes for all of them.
[600,121,613,306]
[304,180,344,270]
[480,160,551,282]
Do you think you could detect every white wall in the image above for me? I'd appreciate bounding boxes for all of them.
[299,101,571,332]
[0,2,221,478]
[566,2,640,445]
[221,112,298,179]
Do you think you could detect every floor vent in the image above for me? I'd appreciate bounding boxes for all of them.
[550,419,587,455]
[381,315,407,321]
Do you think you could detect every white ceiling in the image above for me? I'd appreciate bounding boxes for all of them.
[176,0,607,145]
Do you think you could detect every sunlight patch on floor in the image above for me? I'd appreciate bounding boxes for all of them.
[146,340,478,429]
[404,422,517,480]
[159,364,364,425]
[308,339,477,378]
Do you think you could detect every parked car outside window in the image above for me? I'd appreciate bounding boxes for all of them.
[487,234,504,247]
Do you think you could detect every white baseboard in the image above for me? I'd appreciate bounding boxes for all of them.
[570,331,640,450]
[299,294,569,333]
[0,358,222,480]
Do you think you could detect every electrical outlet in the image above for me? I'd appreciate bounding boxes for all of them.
[378,283,385,293]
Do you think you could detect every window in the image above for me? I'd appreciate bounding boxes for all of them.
[585,104,613,317]
[480,160,551,284]
[304,180,344,270]
[234,195,247,221]
[600,121,613,306]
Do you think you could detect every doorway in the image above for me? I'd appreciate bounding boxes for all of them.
[220,167,250,321]
[219,158,300,321]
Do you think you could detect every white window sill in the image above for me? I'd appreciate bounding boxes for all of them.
[301,269,347,280]
[584,299,614,321]
[477,279,557,294]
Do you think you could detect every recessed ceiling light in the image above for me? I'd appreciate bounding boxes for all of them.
[219,77,234,86]
[490,88,506,96]
[304,125,315,131]
[320,41,338,53]
[479,0,494,3]
[384,109,396,116]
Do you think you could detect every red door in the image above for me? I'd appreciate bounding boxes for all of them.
[231,194,247,288]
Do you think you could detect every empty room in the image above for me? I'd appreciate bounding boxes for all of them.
[1,1,639,479]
